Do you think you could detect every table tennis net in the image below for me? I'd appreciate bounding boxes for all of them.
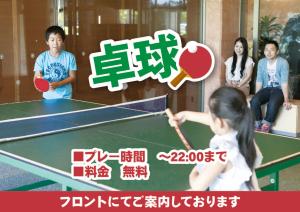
[0,95,167,143]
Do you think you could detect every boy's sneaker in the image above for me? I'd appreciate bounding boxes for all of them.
[261,123,271,133]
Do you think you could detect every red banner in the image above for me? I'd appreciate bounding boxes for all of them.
[1,191,298,212]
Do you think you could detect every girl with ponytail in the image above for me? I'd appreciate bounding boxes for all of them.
[168,87,262,191]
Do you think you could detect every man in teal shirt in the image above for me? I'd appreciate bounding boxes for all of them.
[250,40,291,133]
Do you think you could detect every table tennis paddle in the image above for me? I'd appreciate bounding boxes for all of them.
[165,108,193,150]
[34,77,49,92]
[171,42,214,88]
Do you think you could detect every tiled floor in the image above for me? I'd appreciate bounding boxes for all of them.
[277,164,300,190]
[257,164,300,190]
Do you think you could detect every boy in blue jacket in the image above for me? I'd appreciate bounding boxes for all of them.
[34,26,77,99]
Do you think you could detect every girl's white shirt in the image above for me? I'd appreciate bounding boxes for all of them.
[197,131,262,191]
[225,56,254,82]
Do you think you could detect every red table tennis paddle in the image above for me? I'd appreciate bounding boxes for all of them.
[34,78,49,92]
[171,43,214,88]
[165,108,193,150]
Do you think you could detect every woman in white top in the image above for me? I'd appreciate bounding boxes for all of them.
[168,87,262,191]
[225,37,255,96]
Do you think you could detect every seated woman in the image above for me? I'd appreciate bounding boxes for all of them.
[225,37,254,96]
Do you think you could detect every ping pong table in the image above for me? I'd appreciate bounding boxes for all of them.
[0,97,299,191]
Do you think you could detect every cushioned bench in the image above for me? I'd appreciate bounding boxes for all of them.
[248,97,300,137]
[270,99,300,137]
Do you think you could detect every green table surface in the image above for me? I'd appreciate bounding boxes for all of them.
[0,99,299,190]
